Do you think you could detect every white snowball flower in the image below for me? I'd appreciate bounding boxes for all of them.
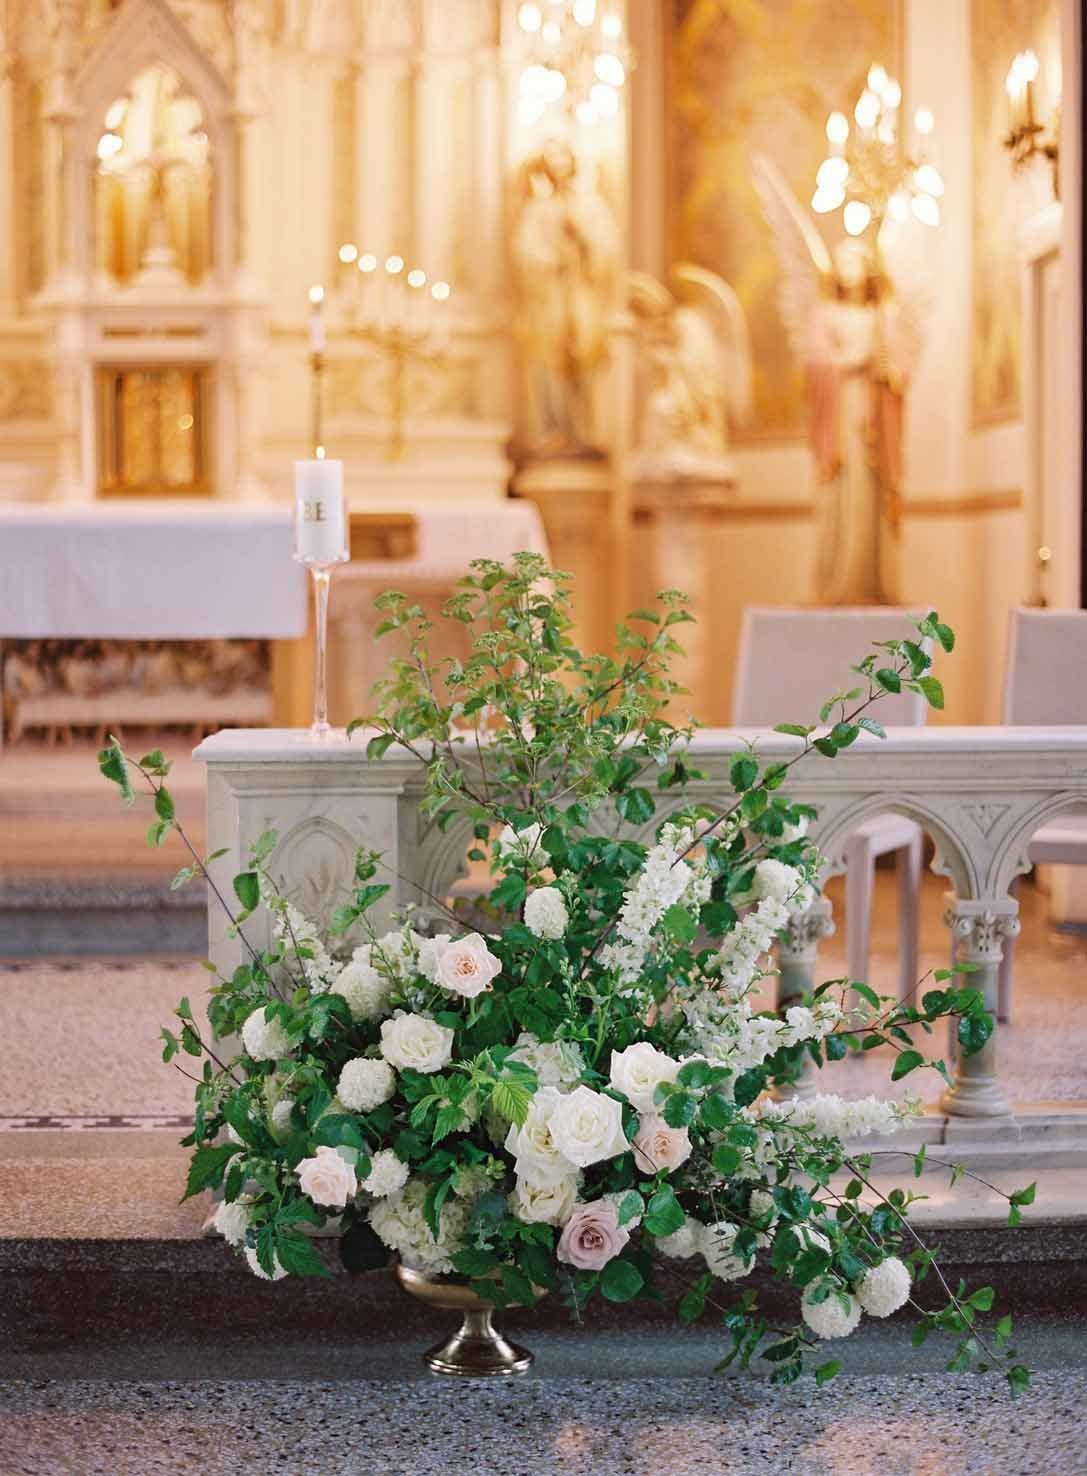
[507,1033,584,1090]
[524,886,569,940]
[801,1286,862,1340]
[699,1220,755,1282]
[241,1006,291,1062]
[546,1085,629,1169]
[244,1246,287,1281]
[380,1012,454,1074]
[361,1149,410,1199]
[331,958,391,1023]
[213,1199,251,1247]
[656,1216,703,1260]
[510,1173,580,1227]
[856,1257,912,1317]
[270,1099,296,1141]
[748,1189,778,1226]
[609,1042,681,1113]
[338,1057,397,1113]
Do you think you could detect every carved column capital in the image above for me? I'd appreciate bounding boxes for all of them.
[778,897,836,965]
[943,900,1021,964]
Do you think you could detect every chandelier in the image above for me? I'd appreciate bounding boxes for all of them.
[515,0,629,128]
[811,64,944,238]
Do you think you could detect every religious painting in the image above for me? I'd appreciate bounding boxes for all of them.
[668,0,900,440]
[970,0,1059,426]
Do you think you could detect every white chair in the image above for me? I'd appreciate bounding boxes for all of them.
[998,608,1087,1020]
[733,607,931,1000]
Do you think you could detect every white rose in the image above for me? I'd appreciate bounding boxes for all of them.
[608,1042,681,1113]
[510,1173,580,1226]
[496,821,544,863]
[213,1199,251,1247]
[332,959,391,1022]
[432,933,502,999]
[361,1149,410,1199]
[241,1006,291,1062]
[296,1144,358,1209]
[523,887,568,940]
[380,1012,454,1074]
[546,1084,629,1169]
[244,1246,287,1281]
[632,1113,692,1174]
[338,1057,397,1113]
[505,1086,572,1188]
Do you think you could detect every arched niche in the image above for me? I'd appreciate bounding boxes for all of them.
[990,791,1087,898]
[71,0,234,288]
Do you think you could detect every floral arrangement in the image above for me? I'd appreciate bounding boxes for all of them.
[100,556,1032,1394]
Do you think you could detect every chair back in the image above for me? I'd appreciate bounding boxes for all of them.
[1003,608,1087,724]
[732,606,931,727]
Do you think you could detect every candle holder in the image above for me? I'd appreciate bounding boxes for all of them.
[294,458,348,738]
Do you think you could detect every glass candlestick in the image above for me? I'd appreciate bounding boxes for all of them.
[294,459,349,738]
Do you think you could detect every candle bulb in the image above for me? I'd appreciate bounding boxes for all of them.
[294,458,346,563]
[307,284,325,354]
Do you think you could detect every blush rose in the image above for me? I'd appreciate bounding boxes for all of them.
[556,1199,630,1271]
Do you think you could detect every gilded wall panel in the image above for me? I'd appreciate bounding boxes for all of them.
[669,0,898,439]
[970,0,1059,426]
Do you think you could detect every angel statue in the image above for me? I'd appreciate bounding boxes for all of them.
[627,264,752,481]
[510,138,621,458]
[753,155,927,605]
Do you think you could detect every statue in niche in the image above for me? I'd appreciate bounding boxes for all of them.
[511,138,620,458]
[627,264,752,481]
[753,155,929,605]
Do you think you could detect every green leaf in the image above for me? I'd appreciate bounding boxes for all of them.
[875,668,901,694]
[643,1186,685,1238]
[154,787,175,821]
[857,717,886,739]
[662,904,697,944]
[957,1012,994,1055]
[815,1359,842,1385]
[366,732,396,761]
[491,1079,532,1127]
[233,872,259,911]
[773,723,812,738]
[891,1049,925,1081]
[662,1091,697,1129]
[617,1191,645,1227]
[615,787,655,825]
[729,755,759,792]
[97,739,134,804]
[275,1230,332,1279]
[677,1058,711,1090]
[934,621,955,653]
[312,1115,365,1150]
[1007,1364,1031,1399]
[711,1144,742,1178]
[916,675,945,710]
[1010,1182,1036,1208]
[600,1258,644,1303]
[328,904,360,936]
[968,1286,995,1311]
[830,722,859,748]
[183,1143,241,1200]
[699,1093,732,1131]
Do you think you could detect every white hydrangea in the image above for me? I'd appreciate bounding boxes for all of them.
[856,1257,912,1317]
[758,1093,914,1142]
[801,1285,862,1340]
[213,1198,251,1247]
[338,1057,397,1113]
[241,1006,291,1062]
[496,822,544,864]
[244,1246,287,1281]
[748,1189,777,1227]
[600,825,709,989]
[331,957,392,1023]
[369,1178,471,1276]
[270,1099,296,1141]
[656,1215,702,1260]
[507,1033,584,1091]
[699,1221,754,1282]
[524,886,569,940]
[361,1149,410,1199]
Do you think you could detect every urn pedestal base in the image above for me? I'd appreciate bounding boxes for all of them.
[396,1264,535,1378]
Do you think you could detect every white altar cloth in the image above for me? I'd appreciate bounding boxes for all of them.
[0,502,307,639]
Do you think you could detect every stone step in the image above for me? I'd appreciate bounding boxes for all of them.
[0,879,207,956]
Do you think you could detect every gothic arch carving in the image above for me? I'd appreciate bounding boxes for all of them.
[990,791,1087,897]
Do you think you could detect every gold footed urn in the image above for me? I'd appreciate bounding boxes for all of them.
[395,1264,536,1377]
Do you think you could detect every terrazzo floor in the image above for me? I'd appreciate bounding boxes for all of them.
[1,1371,1084,1476]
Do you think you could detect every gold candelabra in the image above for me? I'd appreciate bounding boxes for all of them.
[811,64,943,239]
[306,253,452,462]
[1004,50,1060,198]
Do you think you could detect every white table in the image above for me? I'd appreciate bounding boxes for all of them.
[0,501,307,639]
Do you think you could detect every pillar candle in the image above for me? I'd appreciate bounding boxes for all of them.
[294,459,346,563]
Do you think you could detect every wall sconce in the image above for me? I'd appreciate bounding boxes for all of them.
[1004,50,1059,197]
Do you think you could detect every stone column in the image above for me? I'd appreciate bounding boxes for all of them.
[939,896,1019,1119]
[0,51,16,314]
[776,896,836,1098]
